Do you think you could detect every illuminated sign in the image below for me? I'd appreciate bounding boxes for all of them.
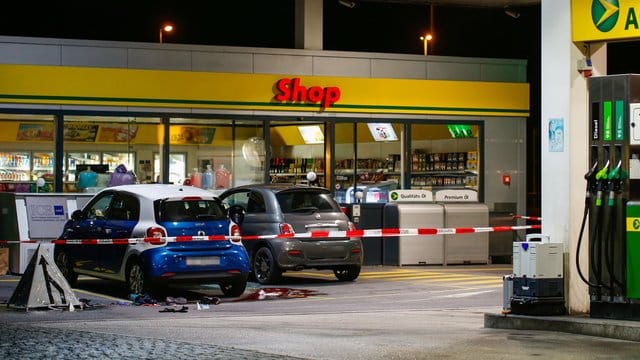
[274,78,341,109]
[367,123,398,142]
[389,190,433,202]
[572,0,640,42]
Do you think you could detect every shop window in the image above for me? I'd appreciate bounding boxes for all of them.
[62,116,161,192]
[0,114,56,193]
[335,122,401,204]
[167,118,263,193]
[269,121,325,186]
[409,123,480,191]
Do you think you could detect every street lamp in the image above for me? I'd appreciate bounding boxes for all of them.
[420,34,433,56]
[159,24,174,44]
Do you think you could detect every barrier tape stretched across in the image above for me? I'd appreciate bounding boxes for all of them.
[0,224,541,245]
[512,214,542,221]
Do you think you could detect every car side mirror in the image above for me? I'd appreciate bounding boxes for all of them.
[227,205,245,225]
[71,209,83,221]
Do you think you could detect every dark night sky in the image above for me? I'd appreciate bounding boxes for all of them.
[0,1,540,59]
[0,1,636,73]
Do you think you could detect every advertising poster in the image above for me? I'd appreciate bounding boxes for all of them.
[170,126,216,144]
[548,118,564,152]
[367,123,398,141]
[17,123,54,141]
[25,196,68,239]
[98,124,139,142]
[64,123,99,142]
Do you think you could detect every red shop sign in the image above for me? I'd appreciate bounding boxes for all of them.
[274,78,341,109]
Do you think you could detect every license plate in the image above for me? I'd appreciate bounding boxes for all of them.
[305,225,338,232]
[186,256,220,266]
[307,228,333,233]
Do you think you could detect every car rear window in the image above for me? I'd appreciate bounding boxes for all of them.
[157,199,227,222]
[276,191,339,213]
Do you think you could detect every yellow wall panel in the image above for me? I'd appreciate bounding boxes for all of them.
[0,65,529,117]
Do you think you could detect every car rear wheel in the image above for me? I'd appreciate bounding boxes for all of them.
[126,259,148,295]
[220,276,248,297]
[333,265,361,281]
[253,247,282,285]
[54,250,78,287]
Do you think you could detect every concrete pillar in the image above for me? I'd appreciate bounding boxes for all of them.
[295,0,323,50]
[542,0,608,314]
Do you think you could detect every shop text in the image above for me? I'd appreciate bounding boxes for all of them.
[274,78,341,109]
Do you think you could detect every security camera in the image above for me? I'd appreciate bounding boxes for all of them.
[339,0,356,9]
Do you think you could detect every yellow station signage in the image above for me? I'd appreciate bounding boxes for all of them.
[0,64,529,117]
[572,0,640,42]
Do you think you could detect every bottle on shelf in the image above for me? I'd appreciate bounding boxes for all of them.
[215,164,231,189]
[202,164,214,190]
[190,167,202,188]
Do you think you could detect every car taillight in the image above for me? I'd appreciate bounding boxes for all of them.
[340,206,348,214]
[147,227,166,238]
[229,224,243,244]
[279,223,295,235]
[348,221,357,231]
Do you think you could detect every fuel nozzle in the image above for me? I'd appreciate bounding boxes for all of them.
[595,160,610,207]
[606,160,622,206]
[585,161,598,196]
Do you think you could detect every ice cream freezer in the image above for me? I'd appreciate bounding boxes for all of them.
[0,192,93,274]
[435,189,489,265]
[382,190,444,265]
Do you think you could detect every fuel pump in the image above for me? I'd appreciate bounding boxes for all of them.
[585,74,640,320]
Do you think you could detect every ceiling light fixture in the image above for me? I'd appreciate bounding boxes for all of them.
[339,0,356,9]
[504,5,520,19]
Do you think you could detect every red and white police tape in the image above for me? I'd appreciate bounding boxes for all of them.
[0,224,541,245]
[511,214,542,221]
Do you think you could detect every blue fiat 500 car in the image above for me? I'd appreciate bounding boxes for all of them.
[55,184,249,297]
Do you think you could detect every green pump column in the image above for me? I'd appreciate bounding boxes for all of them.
[627,202,640,299]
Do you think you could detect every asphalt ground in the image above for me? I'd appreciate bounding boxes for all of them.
[1,266,640,359]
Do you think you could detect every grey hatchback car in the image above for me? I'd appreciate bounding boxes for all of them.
[218,184,362,284]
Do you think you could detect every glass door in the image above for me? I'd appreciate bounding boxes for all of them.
[154,153,186,185]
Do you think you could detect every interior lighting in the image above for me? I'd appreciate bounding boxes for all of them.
[338,0,356,8]
[504,5,520,19]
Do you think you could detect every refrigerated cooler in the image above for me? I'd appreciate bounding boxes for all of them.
[0,151,30,182]
[0,151,54,192]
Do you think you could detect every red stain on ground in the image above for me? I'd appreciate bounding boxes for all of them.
[235,287,326,301]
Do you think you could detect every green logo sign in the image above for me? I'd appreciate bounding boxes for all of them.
[592,0,620,32]
[390,191,398,201]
